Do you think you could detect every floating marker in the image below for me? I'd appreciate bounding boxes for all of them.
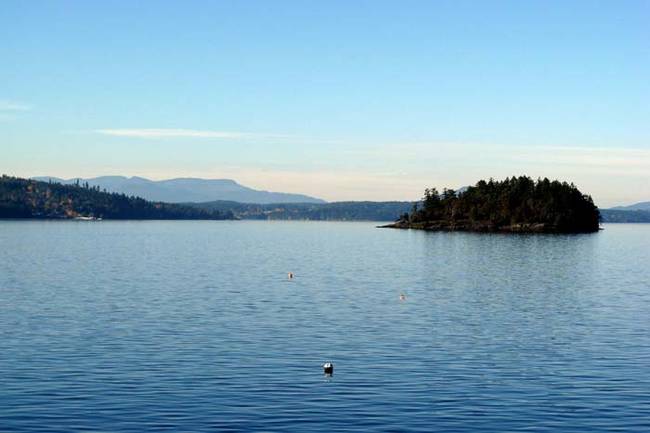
[400,293,406,301]
[323,362,333,375]
[288,272,294,279]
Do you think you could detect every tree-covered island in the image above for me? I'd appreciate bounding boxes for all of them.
[0,175,233,220]
[385,176,600,233]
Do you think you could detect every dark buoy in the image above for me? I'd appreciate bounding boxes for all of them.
[323,362,333,375]
[400,293,406,301]
[288,272,294,280]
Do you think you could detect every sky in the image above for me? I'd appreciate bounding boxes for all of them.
[1,1,649,206]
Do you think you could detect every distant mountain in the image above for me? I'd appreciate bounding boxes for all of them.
[610,201,650,212]
[600,209,650,223]
[599,200,650,223]
[33,176,326,204]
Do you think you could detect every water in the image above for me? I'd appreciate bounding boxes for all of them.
[1,221,649,432]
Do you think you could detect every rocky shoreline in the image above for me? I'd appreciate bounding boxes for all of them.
[380,220,597,234]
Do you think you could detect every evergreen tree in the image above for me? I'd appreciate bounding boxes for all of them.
[402,176,600,233]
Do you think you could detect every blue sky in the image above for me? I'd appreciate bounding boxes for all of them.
[2,1,649,206]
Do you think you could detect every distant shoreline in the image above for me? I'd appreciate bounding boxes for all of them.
[0,175,233,221]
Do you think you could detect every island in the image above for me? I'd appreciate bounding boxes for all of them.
[0,175,233,220]
[384,176,600,233]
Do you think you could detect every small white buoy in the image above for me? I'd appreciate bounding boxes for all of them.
[323,362,333,375]
[400,293,406,301]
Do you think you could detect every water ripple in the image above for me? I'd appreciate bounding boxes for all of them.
[1,221,649,432]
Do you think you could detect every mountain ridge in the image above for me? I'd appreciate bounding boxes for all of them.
[33,176,326,204]
[610,201,650,212]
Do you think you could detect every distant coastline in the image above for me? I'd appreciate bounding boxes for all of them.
[599,209,650,223]
[0,175,233,220]
[3,174,649,225]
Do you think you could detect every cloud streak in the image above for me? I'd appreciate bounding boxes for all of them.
[0,100,32,111]
[95,128,292,140]
[510,146,650,175]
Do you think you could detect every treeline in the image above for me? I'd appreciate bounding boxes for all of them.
[395,176,600,233]
[0,175,233,220]
[188,200,412,221]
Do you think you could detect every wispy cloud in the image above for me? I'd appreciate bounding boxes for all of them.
[345,141,650,175]
[0,100,32,121]
[510,146,650,175]
[0,100,32,111]
[95,128,292,140]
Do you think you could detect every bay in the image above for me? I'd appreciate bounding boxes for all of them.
[1,221,649,432]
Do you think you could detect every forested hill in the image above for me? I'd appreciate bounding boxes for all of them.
[188,200,413,221]
[599,209,650,223]
[388,176,600,233]
[0,175,233,220]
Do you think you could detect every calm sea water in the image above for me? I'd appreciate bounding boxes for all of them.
[1,221,649,432]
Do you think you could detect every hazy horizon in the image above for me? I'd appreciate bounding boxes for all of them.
[3,172,646,208]
[3,1,649,207]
